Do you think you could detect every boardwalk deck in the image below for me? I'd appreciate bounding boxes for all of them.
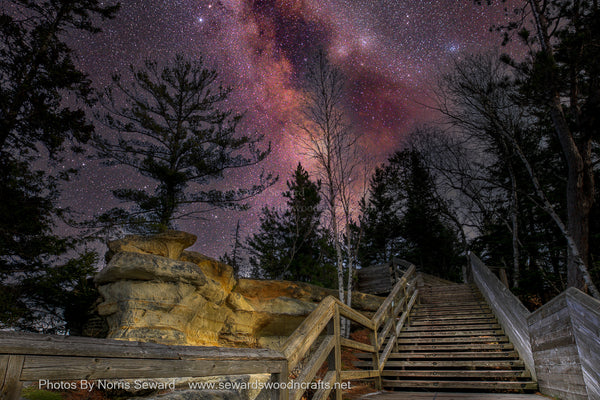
[358,391,549,400]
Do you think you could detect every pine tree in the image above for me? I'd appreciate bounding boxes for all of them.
[359,165,404,267]
[247,163,335,287]
[360,150,462,281]
[94,55,275,233]
[0,0,119,331]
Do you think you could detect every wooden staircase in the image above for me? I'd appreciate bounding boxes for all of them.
[356,283,537,392]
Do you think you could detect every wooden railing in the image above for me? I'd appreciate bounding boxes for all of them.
[0,332,287,400]
[280,264,418,400]
[0,265,417,400]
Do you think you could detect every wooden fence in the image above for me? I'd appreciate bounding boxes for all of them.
[470,253,600,400]
[1,265,417,400]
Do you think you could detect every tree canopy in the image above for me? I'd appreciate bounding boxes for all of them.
[94,55,276,233]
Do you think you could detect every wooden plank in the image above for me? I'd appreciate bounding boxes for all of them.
[376,359,525,368]
[396,336,508,344]
[20,355,285,381]
[369,328,382,390]
[372,266,415,327]
[334,299,373,329]
[381,369,531,378]
[1,355,24,400]
[0,355,8,387]
[339,338,375,353]
[395,343,514,351]
[282,296,335,371]
[470,254,535,380]
[0,332,284,361]
[359,393,547,400]
[312,370,335,400]
[340,370,379,380]
[566,288,600,400]
[387,351,519,359]
[291,336,335,400]
[333,306,342,400]
[378,331,396,372]
[399,329,505,337]
[404,323,501,332]
[382,380,537,390]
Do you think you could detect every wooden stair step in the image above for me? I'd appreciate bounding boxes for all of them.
[414,302,489,310]
[396,343,514,351]
[408,320,498,327]
[399,329,505,337]
[380,359,525,368]
[404,323,501,332]
[417,301,486,307]
[381,370,531,379]
[411,314,494,321]
[396,336,509,344]
[381,380,537,391]
[386,351,519,360]
[413,305,491,312]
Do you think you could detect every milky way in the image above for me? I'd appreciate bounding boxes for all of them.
[64,0,520,257]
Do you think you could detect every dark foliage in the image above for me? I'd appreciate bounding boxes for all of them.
[246,163,336,287]
[94,55,276,233]
[0,0,118,332]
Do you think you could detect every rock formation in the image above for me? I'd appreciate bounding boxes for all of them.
[95,231,383,349]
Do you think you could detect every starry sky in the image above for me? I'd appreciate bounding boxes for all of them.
[63,0,521,258]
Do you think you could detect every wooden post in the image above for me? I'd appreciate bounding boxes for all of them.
[370,329,382,390]
[1,355,24,400]
[275,361,289,400]
[499,268,509,288]
[333,305,343,400]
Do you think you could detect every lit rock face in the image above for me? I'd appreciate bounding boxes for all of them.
[95,231,383,348]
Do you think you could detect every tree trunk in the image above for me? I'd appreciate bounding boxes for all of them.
[508,162,520,288]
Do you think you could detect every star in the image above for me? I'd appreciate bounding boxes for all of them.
[64,0,519,258]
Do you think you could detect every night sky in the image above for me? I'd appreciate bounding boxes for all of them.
[62,0,520,258]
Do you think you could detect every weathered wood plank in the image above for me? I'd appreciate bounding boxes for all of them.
[372,265,415,328]
[312,370,335,400]
[20,356,285,381]
[567,288,600,400]
[333,306,342,400]
[339,338,374,353]
[1,355,24,400]
[381,380,537,390]
[282,296,335,371]
[359,392,547,400]
[333,299,373,329]
[0,332,283,361]
[381,370,531,379]
[378,360,525,368]
[0,355,8,388]
[469,254,535,380]
[340,370,378,380]
[291,336,335,400]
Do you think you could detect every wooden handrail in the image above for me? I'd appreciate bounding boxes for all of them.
[280,263,418,400]
[1,264,419,400]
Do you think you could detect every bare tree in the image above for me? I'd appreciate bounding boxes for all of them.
[296,52,363,330]
[435,51,599,298]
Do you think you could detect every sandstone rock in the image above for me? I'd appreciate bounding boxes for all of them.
[94,232,384,349]
[180,251,236,293]
[96,252,226,304]
[108,231,197,260]
[234,279,383,312]
[226,293,255,312]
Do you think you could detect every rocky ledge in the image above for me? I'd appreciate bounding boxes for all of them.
[94,231,383,349]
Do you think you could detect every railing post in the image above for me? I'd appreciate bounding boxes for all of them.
[333,305,343,400]
[370,327,383,390]
[275,359,289,400]
[1,355,24,400]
